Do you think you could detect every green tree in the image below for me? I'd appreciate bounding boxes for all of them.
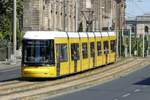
[0,0,23,47]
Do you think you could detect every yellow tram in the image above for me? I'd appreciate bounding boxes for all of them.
[21,31,116,78]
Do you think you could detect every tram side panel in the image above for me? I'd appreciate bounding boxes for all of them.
[69,38,81,73]
[55,38,70,76]
[102,36,110,64]
[80,37,89,71]
[89,38,96,69]
[95,36,103,67]
[109,37,116,63]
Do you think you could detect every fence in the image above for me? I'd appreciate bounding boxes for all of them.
[0,43,12,61]
[118,30,150,57]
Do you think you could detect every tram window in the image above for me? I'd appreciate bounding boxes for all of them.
[56,44,68,62]
[82,43,88,59]
[90,42,95,57]
[110,40,116,52]
[97,42,102,56]
[71,43,79,60]
[104,41,109,54]
[23,40,55,65]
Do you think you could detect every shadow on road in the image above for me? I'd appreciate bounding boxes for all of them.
[0,77,59,83]
[0,78,21,82]
[135,77,150,85]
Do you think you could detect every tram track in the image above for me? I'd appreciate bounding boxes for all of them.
[0,58,131,88]
[0,57,149,100]
[0,58,137,96]
[0,58,134,91]
[27,58,149,100]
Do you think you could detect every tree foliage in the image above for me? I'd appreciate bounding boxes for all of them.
[0,0,23,40]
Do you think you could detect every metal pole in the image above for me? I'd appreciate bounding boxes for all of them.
[13,0,17,63]
[146,33,149,56]
[98,0,100,31]
[143,33,145,57]
[119,30,122,56]
[63,0,66,31]
[75,0,79,32]
[129,26,132,57]
[122,27,125,56]
[115,2,119,58]
[101,7,104,31]
[108,1,112,31]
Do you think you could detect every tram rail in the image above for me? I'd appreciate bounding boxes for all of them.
[0,57,149,100]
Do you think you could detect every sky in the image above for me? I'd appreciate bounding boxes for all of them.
[126,0,150,18]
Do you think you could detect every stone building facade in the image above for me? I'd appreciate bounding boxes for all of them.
[23,0,126,32]
[23,0,76,31]
[126,15,150,36]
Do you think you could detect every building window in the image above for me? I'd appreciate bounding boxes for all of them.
[82,43,88,59]
[97,42,101,56]
[56,44,68,62]
[71,43,80,60]
[145,26,149,33]
[131,26,135,33]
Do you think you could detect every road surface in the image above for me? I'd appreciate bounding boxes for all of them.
[46,64,150,100]
[0,66,20,82]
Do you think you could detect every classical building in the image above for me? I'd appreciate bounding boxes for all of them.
[23,0,126,32]
[126,14,150,36]
[23,0,76,31]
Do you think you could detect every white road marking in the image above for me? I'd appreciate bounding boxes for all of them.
[114,99,118,100]
[122,93,131,98]
[142,85,148,88]
[134,89,141,92]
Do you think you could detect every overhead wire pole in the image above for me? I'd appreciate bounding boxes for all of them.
[75,0,79,32]
[63,0,66,31]
[129,26,132,57]
[13,0,17,63]
[108,0,113,31]
[115,0,120,58]
[143,32,145,57]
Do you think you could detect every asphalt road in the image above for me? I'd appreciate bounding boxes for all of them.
[0,66,20,82]
[47,64,150,100]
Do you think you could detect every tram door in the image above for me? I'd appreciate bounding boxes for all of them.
[56,43,69,76]
[90,42,96,67]
[56,45,60,76]
[71,44,79,73]
[104,41,109,64]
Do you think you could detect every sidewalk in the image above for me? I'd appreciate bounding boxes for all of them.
[0,49,21,70]
[0,60,21,71]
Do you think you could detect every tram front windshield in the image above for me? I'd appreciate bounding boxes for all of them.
[22,40,55,66]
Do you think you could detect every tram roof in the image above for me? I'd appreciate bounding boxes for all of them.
[101,32,109,37]
[94,32,101,37]
[79,32,88,38]
[24,31,54,40]
[67,32,79,38]
[23,31,116,40]
[87,32,95,37]
[108,32,116,36]
[24,31,68,40]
